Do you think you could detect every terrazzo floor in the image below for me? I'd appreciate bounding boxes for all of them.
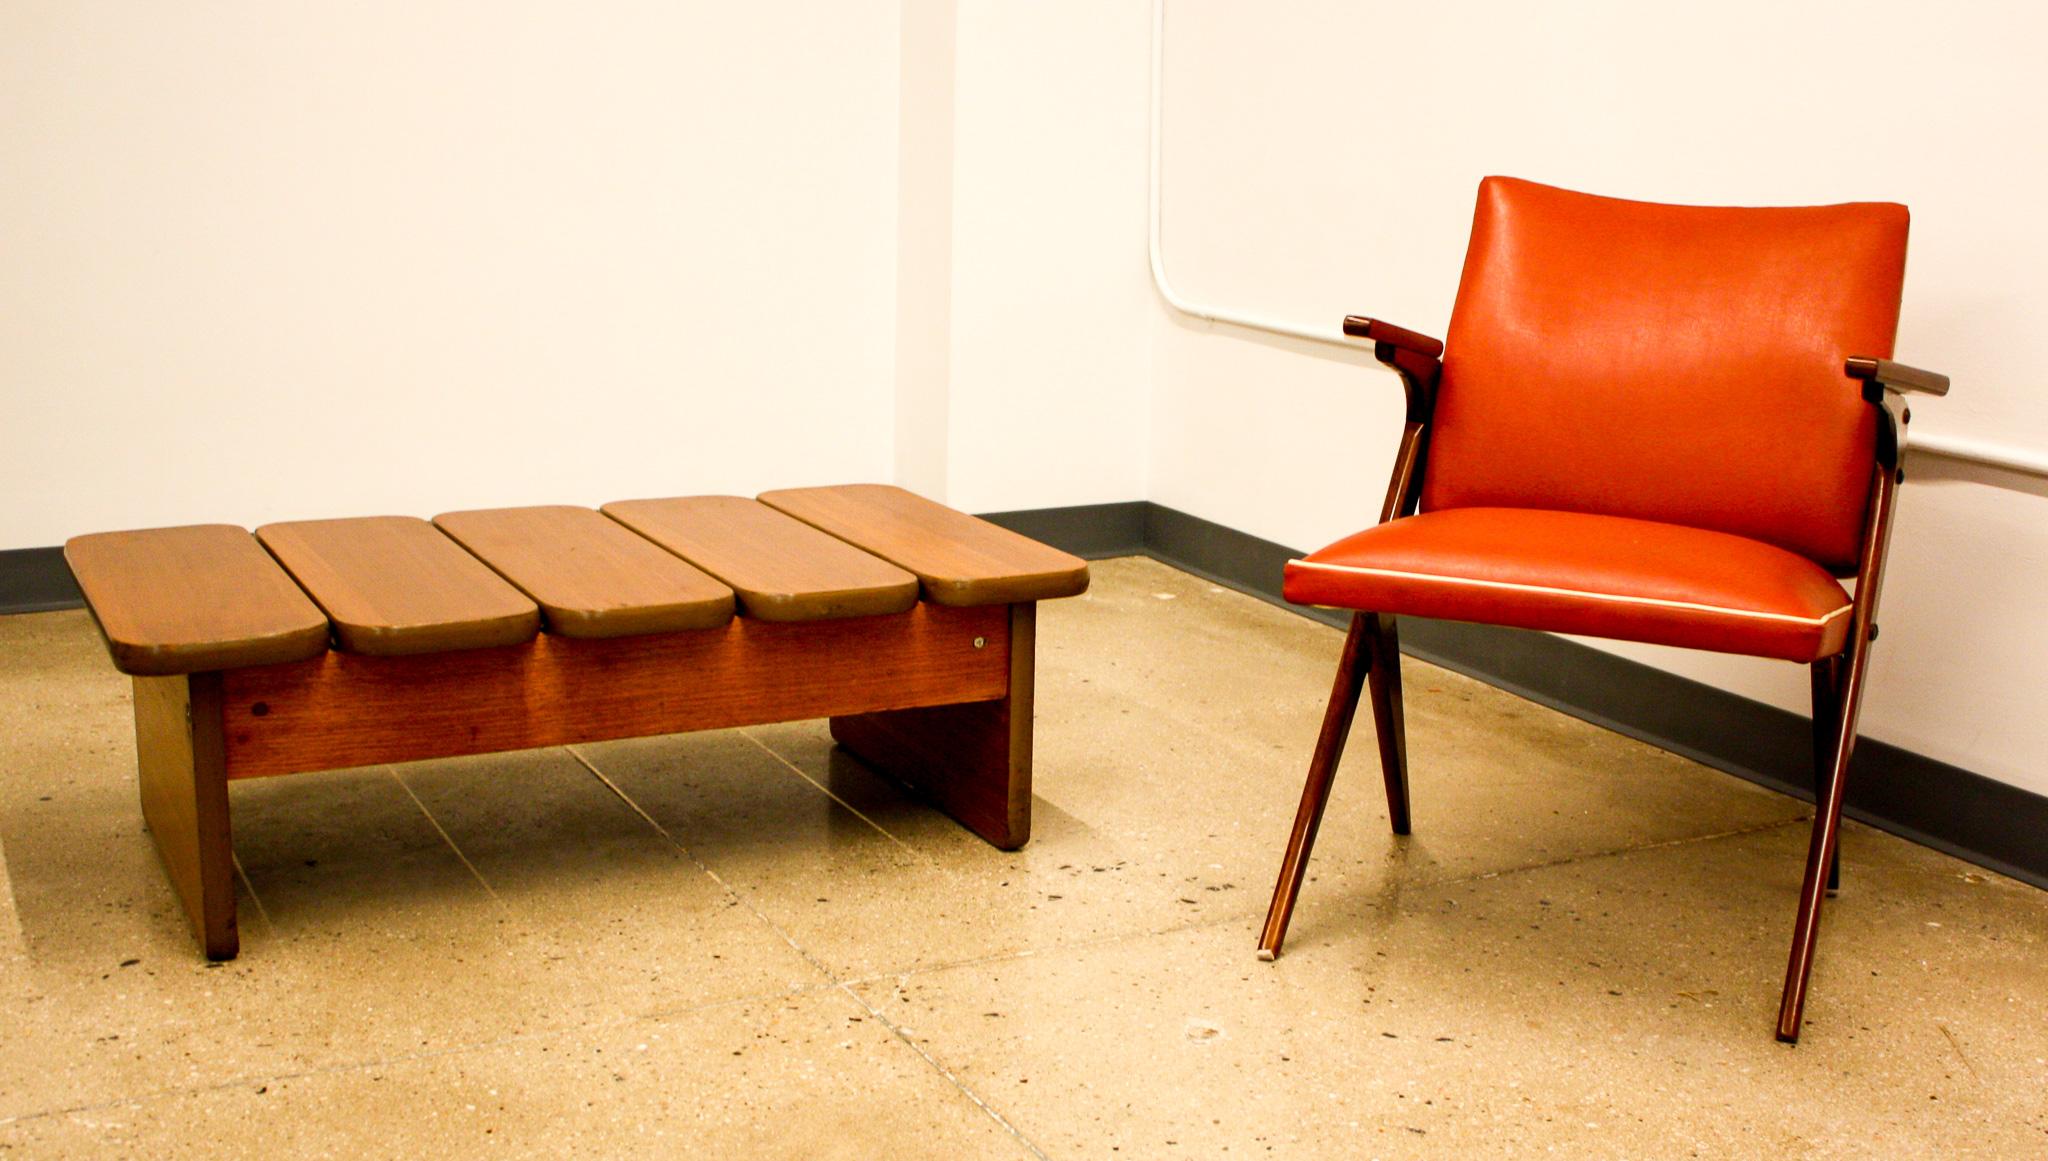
[0,556,2042,1157]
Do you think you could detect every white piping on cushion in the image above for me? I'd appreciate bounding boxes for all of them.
[1286,559,1854,627]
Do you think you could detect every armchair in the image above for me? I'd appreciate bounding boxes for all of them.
[1258,176,1949,1042]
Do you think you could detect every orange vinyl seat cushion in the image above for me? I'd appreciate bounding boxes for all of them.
[1282,508,1854,663]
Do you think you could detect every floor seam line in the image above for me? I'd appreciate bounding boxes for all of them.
[834,894,1304,992]
[1453,814,1811,884]
[229,853,279,937]
[0,836,21,950]
[0,978,852,1129]
[562,742,847,987]
[829,817,1823,990]
[388,765,503,904]
[562,742,1053,1161]
[734,727,927,859]
[833,979,1056,1161]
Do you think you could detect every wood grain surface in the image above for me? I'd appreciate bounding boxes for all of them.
[134,673,238,958]
[829,602,1035,849]
[434,505,735,638]
[257,516,540,656]
[219,602,1009,779]
[601,495,919,622]
[64,524,331,676]
[759,484,1089,606]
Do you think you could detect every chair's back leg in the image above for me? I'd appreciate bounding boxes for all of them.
[1258,612,1373,960]
[1778,466,1898,1042]
[1808,656,1845,894]
[1364,614,1411,835]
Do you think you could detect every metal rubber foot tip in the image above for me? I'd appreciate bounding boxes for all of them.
[1255,948,1276,962]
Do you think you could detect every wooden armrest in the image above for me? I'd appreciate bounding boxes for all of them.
[1846,357,1949,397]
[1342,316,1444,359]
[1342,315,1443,424]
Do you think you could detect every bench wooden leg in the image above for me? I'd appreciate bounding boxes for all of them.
[829,602,1035,850]
[134,673,238,960]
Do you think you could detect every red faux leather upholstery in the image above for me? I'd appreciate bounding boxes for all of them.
[1268,178,1935,1040]
[1285,509,1853,663]
[1425,178,1907,575]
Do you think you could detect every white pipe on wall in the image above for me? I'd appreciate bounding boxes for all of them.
[1903,431,2048,478]
[1144,0,2048,482]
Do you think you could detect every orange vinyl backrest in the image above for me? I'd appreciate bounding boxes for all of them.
[1422,177,1909,575]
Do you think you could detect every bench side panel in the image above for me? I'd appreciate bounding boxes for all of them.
[218,603,1009,779]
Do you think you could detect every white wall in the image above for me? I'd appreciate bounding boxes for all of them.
[0,0,1150,540]
[0,1,901,543]
[5,1,2044,799]
[942,0,1154,513]
[1146,1,2048,796]
[893,0,956,501]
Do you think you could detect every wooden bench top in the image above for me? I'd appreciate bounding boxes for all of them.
[434,505,735,639]
[758,484,1090,607]
[63,525,333,676]
[257,517,541,656]
[601,496,920,622]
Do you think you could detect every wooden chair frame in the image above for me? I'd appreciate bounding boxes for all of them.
[1256,316,1949,1043]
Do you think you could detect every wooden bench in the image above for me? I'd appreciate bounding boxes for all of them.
[63,485,1088,959]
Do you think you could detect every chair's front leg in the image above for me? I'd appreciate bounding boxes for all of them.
[1262,322,1436,961]
[1258,613,1373,960]
[1778,466,1898,1042]
[1779,644,1867,1041]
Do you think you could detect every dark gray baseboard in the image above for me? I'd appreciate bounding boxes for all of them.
[0,547,82,613]
[996,501,2048,892]
[9,502,2043,889]
[979,500,1148,560]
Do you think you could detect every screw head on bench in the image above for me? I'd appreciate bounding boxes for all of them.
[973,636,986,649]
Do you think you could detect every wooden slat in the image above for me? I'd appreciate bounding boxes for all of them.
[219,603,1009,779]
[63,525,330,675]
[257,516,540,656]
[434,505,734,639]
[601,496,919,622]
[758,484,1090,606]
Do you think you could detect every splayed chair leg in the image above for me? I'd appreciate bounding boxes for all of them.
[1258,613,1374,960]
[1363,614,1410,836]
[1779,465,1895,1043]
[1778,646,1867,1042]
